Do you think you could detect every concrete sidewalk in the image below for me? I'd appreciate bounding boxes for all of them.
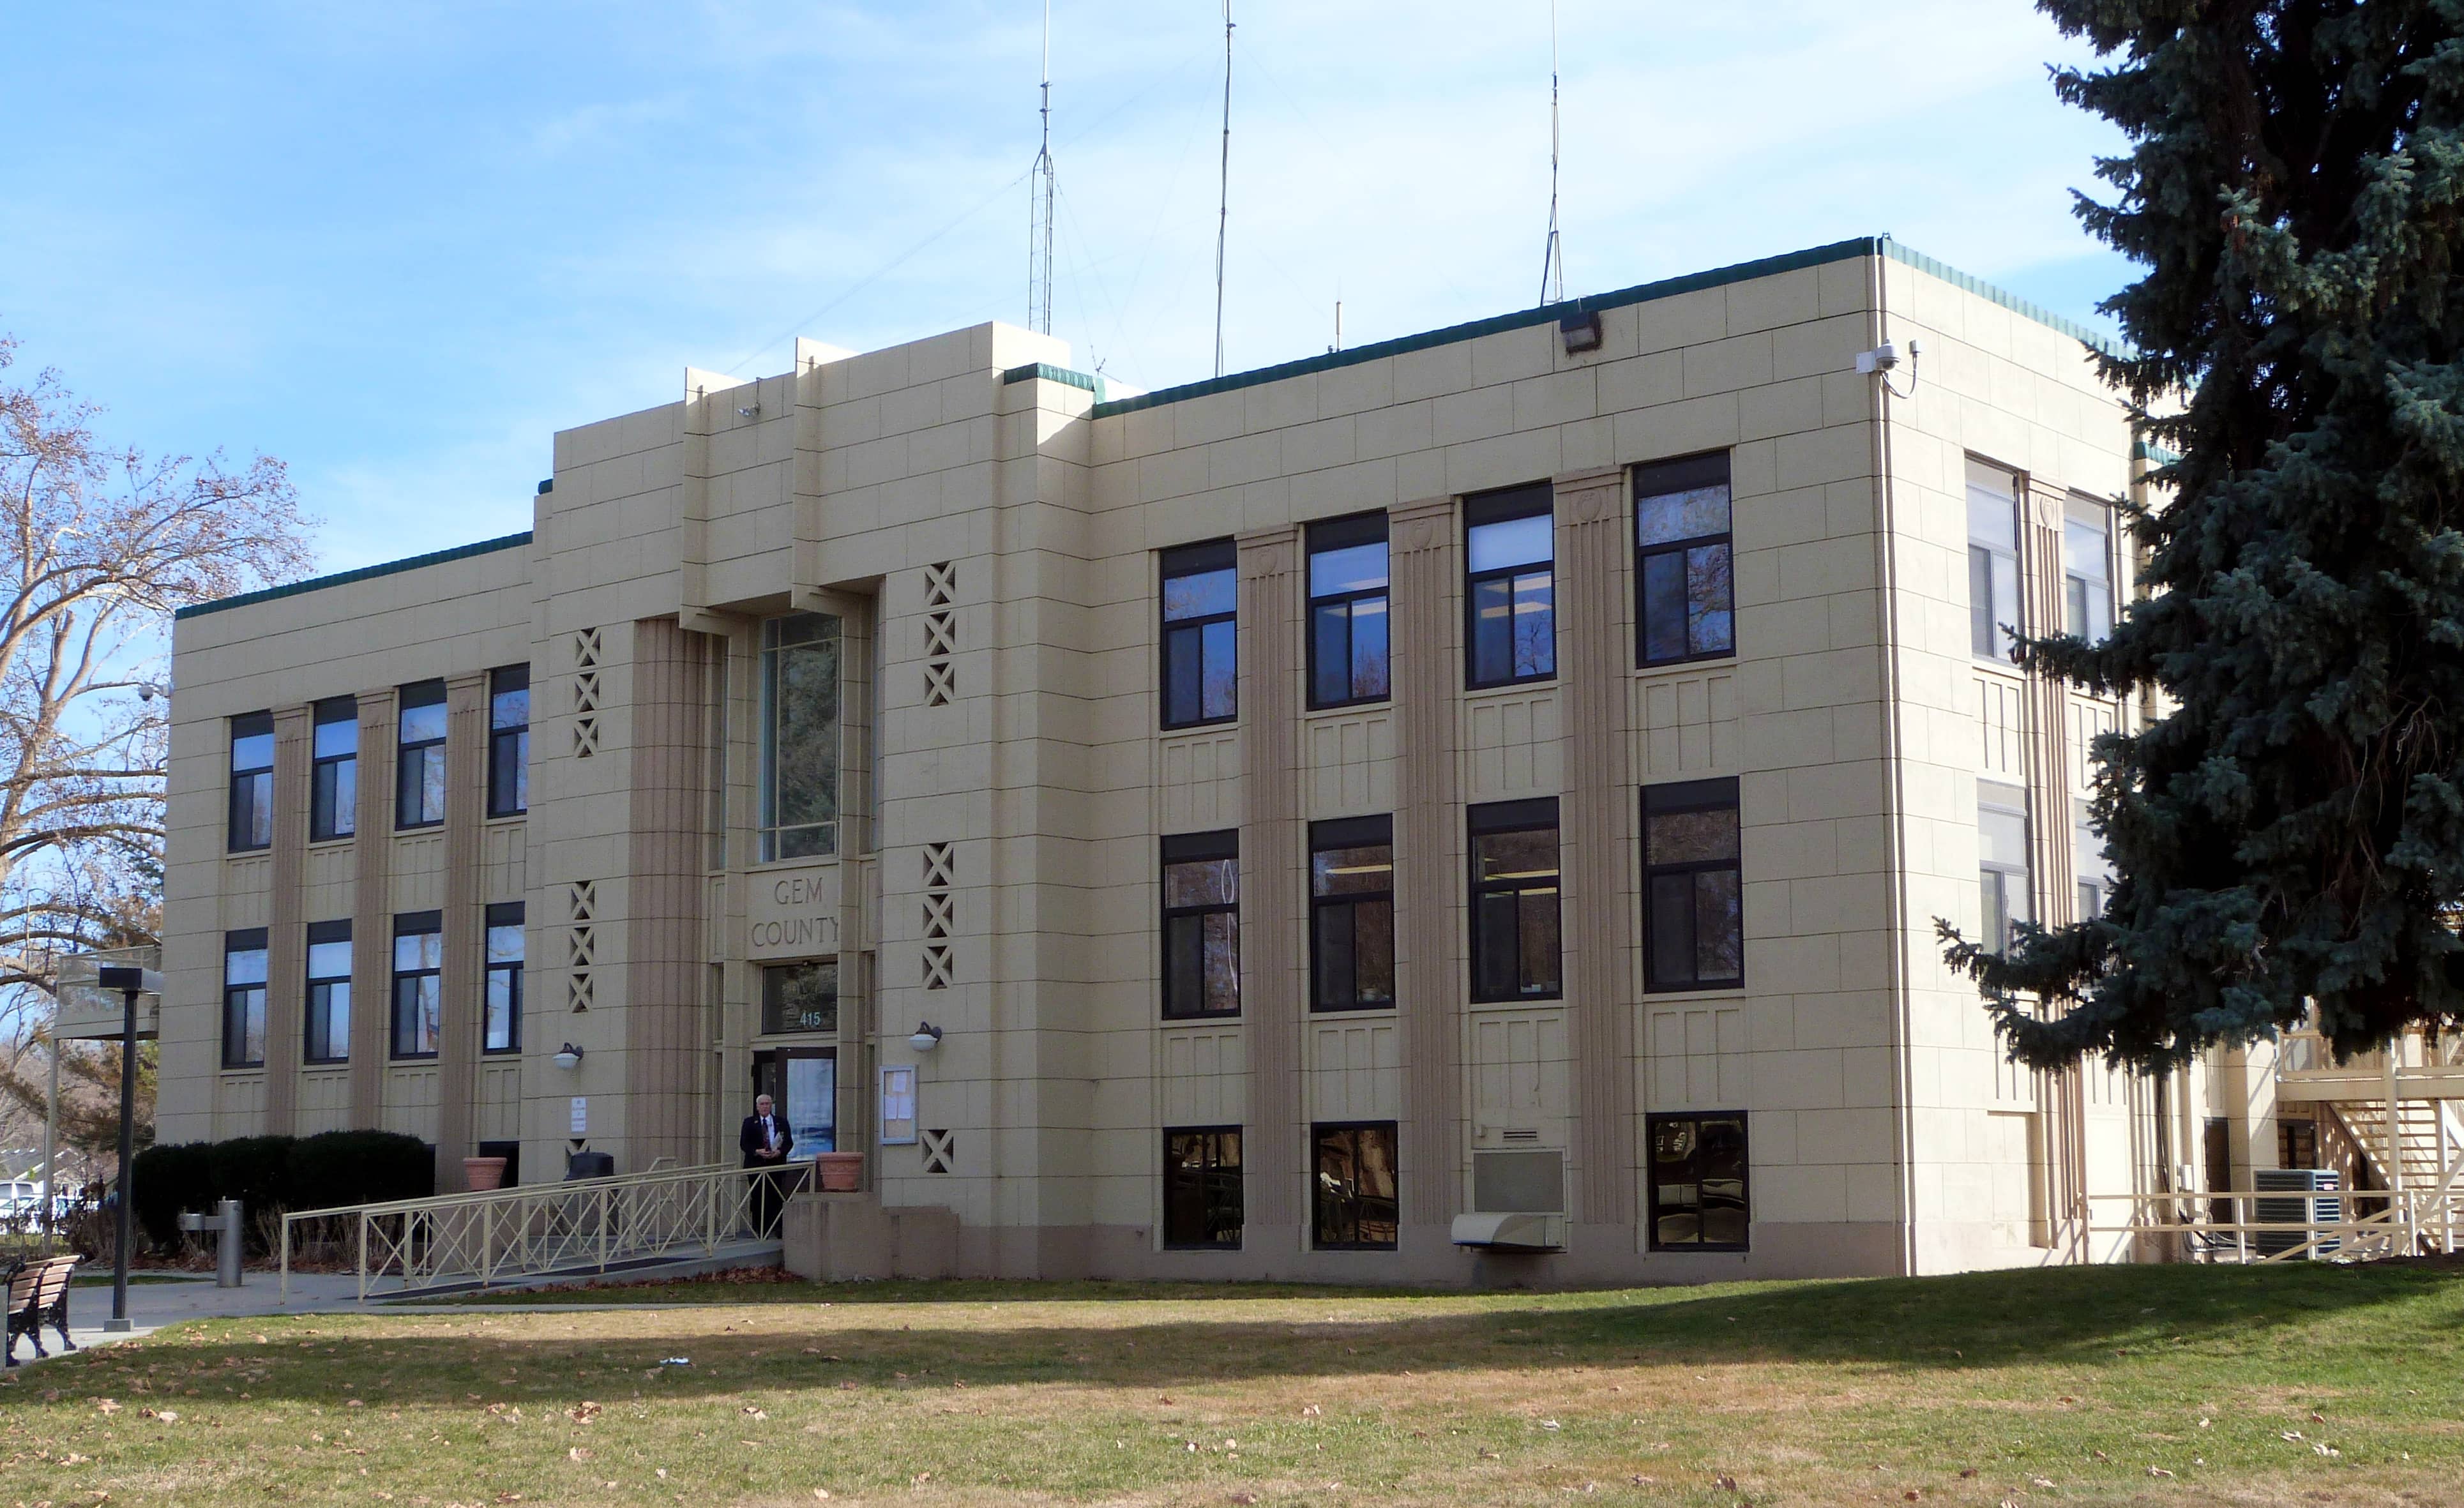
[7,1271,370,1366]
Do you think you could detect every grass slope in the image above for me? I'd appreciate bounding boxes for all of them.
[2,1262,2458,1506]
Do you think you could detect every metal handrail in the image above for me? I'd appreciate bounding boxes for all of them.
[278,1159,814,1303]
[2086,1186,2451,1263]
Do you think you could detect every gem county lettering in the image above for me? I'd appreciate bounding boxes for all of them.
[750,912,835,951]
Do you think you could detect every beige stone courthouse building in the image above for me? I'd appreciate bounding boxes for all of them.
[155,236,2297,1283]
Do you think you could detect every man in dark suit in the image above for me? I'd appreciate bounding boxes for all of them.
[740,1092,793,1237]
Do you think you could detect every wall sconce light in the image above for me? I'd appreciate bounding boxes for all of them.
[1558,310,1603,356]
[909,1022,944,1053]
[553,1043,586,1069]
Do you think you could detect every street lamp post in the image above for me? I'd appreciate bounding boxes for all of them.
[94,965,151,1334]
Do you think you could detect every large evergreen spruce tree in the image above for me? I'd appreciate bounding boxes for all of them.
[1948,1,2464,1070]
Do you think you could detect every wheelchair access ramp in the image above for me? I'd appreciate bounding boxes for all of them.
[278,1160,815,1303]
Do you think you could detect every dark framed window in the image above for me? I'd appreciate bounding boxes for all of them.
[1306,514,1389,709]
[483,901,524,1053]
[222,928,268,1069]
[1162,1127,1244,1249]
[1979,780,2032,949]
[1648,1112,1749,1251]
[395,682,448,829]
[303,919,352,1064]
[2064,497,2114,644]
[1464,485,1555,688]
[227,713,274,852]
[1635,452,1735,665]
[1310,814,1393,1011]
[1312,1122,1399,1250]
[1161,829,1239,1018]
[1642,779,1743,992]
[310,698,358,841]
[1968,459,2023,661]
[488,666,529,818]
[760,959,840,1036]
[1468,798,1561,1002]
[759,612,842,862]
[1160,540,1237,728]
[390,910,442,1059]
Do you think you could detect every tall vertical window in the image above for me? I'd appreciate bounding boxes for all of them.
[395,682,448,829]
[1464,485,1555,688]
[1968,460,2023,661]
[1635,452,1735,665]
[1161,830,1239,1018]
[1162,1127,1244,1248]
[1642,778,1744,992]
[1312,1122,1399,1250]
[759,613,841,862]
[484,902,524,1053]
[1648,1112,1750,1250]
[1979,781,2033,949]
[1468,798,1561,1002]
[227,713,274,852]
[390,911,443,1059]
[488,665,530,817]
[310,698,357,841]
[303,920,352,1064]
[1310,815,1395,1012]
[2064,498,2114,644]
[2074,799,2113,919]
[222,928,268,1069]
[1306,515,1389,708]
[1160,541,1237,728]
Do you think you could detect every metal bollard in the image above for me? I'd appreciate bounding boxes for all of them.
[178,1199,246,1288]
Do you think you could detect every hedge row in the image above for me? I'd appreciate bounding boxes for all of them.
[130,1131,434,1251]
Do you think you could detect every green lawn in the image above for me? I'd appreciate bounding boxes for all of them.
[3,1262,2458,1505]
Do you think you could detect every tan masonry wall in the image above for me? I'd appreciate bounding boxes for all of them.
[158,243,2180,1279]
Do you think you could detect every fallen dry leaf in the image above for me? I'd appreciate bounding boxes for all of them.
[2147,1467,2175,1479]
[1716,1472,1739,1491]
[568,1448,594,1463]
[569,1402,603,1423]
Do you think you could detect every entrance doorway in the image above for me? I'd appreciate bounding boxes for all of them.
[751,1047,836,1159]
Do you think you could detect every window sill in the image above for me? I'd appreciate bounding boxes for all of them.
[484,811,527,826]
[1463,676,1557,699]
[1302,697,1391,718]
[747,852,840,873]
[303,1059,350,1070]
[225,847,272,859]
[1310,1003,1398,1016]
[1161,1242,1244,1253]
[306,834,355,849]
[217,1064,267,1075]
[1633,652,1737,677]
[1160,717,1240,736]
[1642,983,1748,1000]
[394,822,444,834]
[1649,1242,1750,1255]
[1470,993,1564,1007]
[1310,1242,1398,1253]
[388,1054,441,1064]
[1160,1013,1243,1026]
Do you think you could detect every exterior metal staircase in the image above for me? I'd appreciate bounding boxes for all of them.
[2280,1027,2464,1256]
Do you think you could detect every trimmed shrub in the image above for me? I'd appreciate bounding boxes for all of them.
[128,1142,213,1252]
[285,1130,434,1213]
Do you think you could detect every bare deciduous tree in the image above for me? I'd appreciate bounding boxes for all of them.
[0,331,315,1170]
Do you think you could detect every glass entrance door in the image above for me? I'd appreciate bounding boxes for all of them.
[752,1048,836,1159]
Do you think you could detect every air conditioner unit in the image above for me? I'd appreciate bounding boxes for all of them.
[1452,1210,1564,1250]
[1456,1149,1566,1251]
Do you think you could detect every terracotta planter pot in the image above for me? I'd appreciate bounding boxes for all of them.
[815,1152,864,1192]
[463,1156,508,1192]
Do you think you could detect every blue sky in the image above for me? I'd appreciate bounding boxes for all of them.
[0,2,2126,577]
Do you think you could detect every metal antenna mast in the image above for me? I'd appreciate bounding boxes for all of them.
[1213,0,1234,377]
[1538,0,1564,306]
[1029,0,1056,335]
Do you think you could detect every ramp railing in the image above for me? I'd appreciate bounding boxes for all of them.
[279,1160,814,1303]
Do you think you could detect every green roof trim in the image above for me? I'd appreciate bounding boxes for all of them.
[1877,241,2123,359]
[2133,438,2183,466]
[1090,236,2122,420]
[174,532,534,622]
[1002,362,1105,400]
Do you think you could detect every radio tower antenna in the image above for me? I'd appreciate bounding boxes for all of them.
[1213,0,1234,377]
[1029,0,1056,335]
[1538,0,1564,306]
